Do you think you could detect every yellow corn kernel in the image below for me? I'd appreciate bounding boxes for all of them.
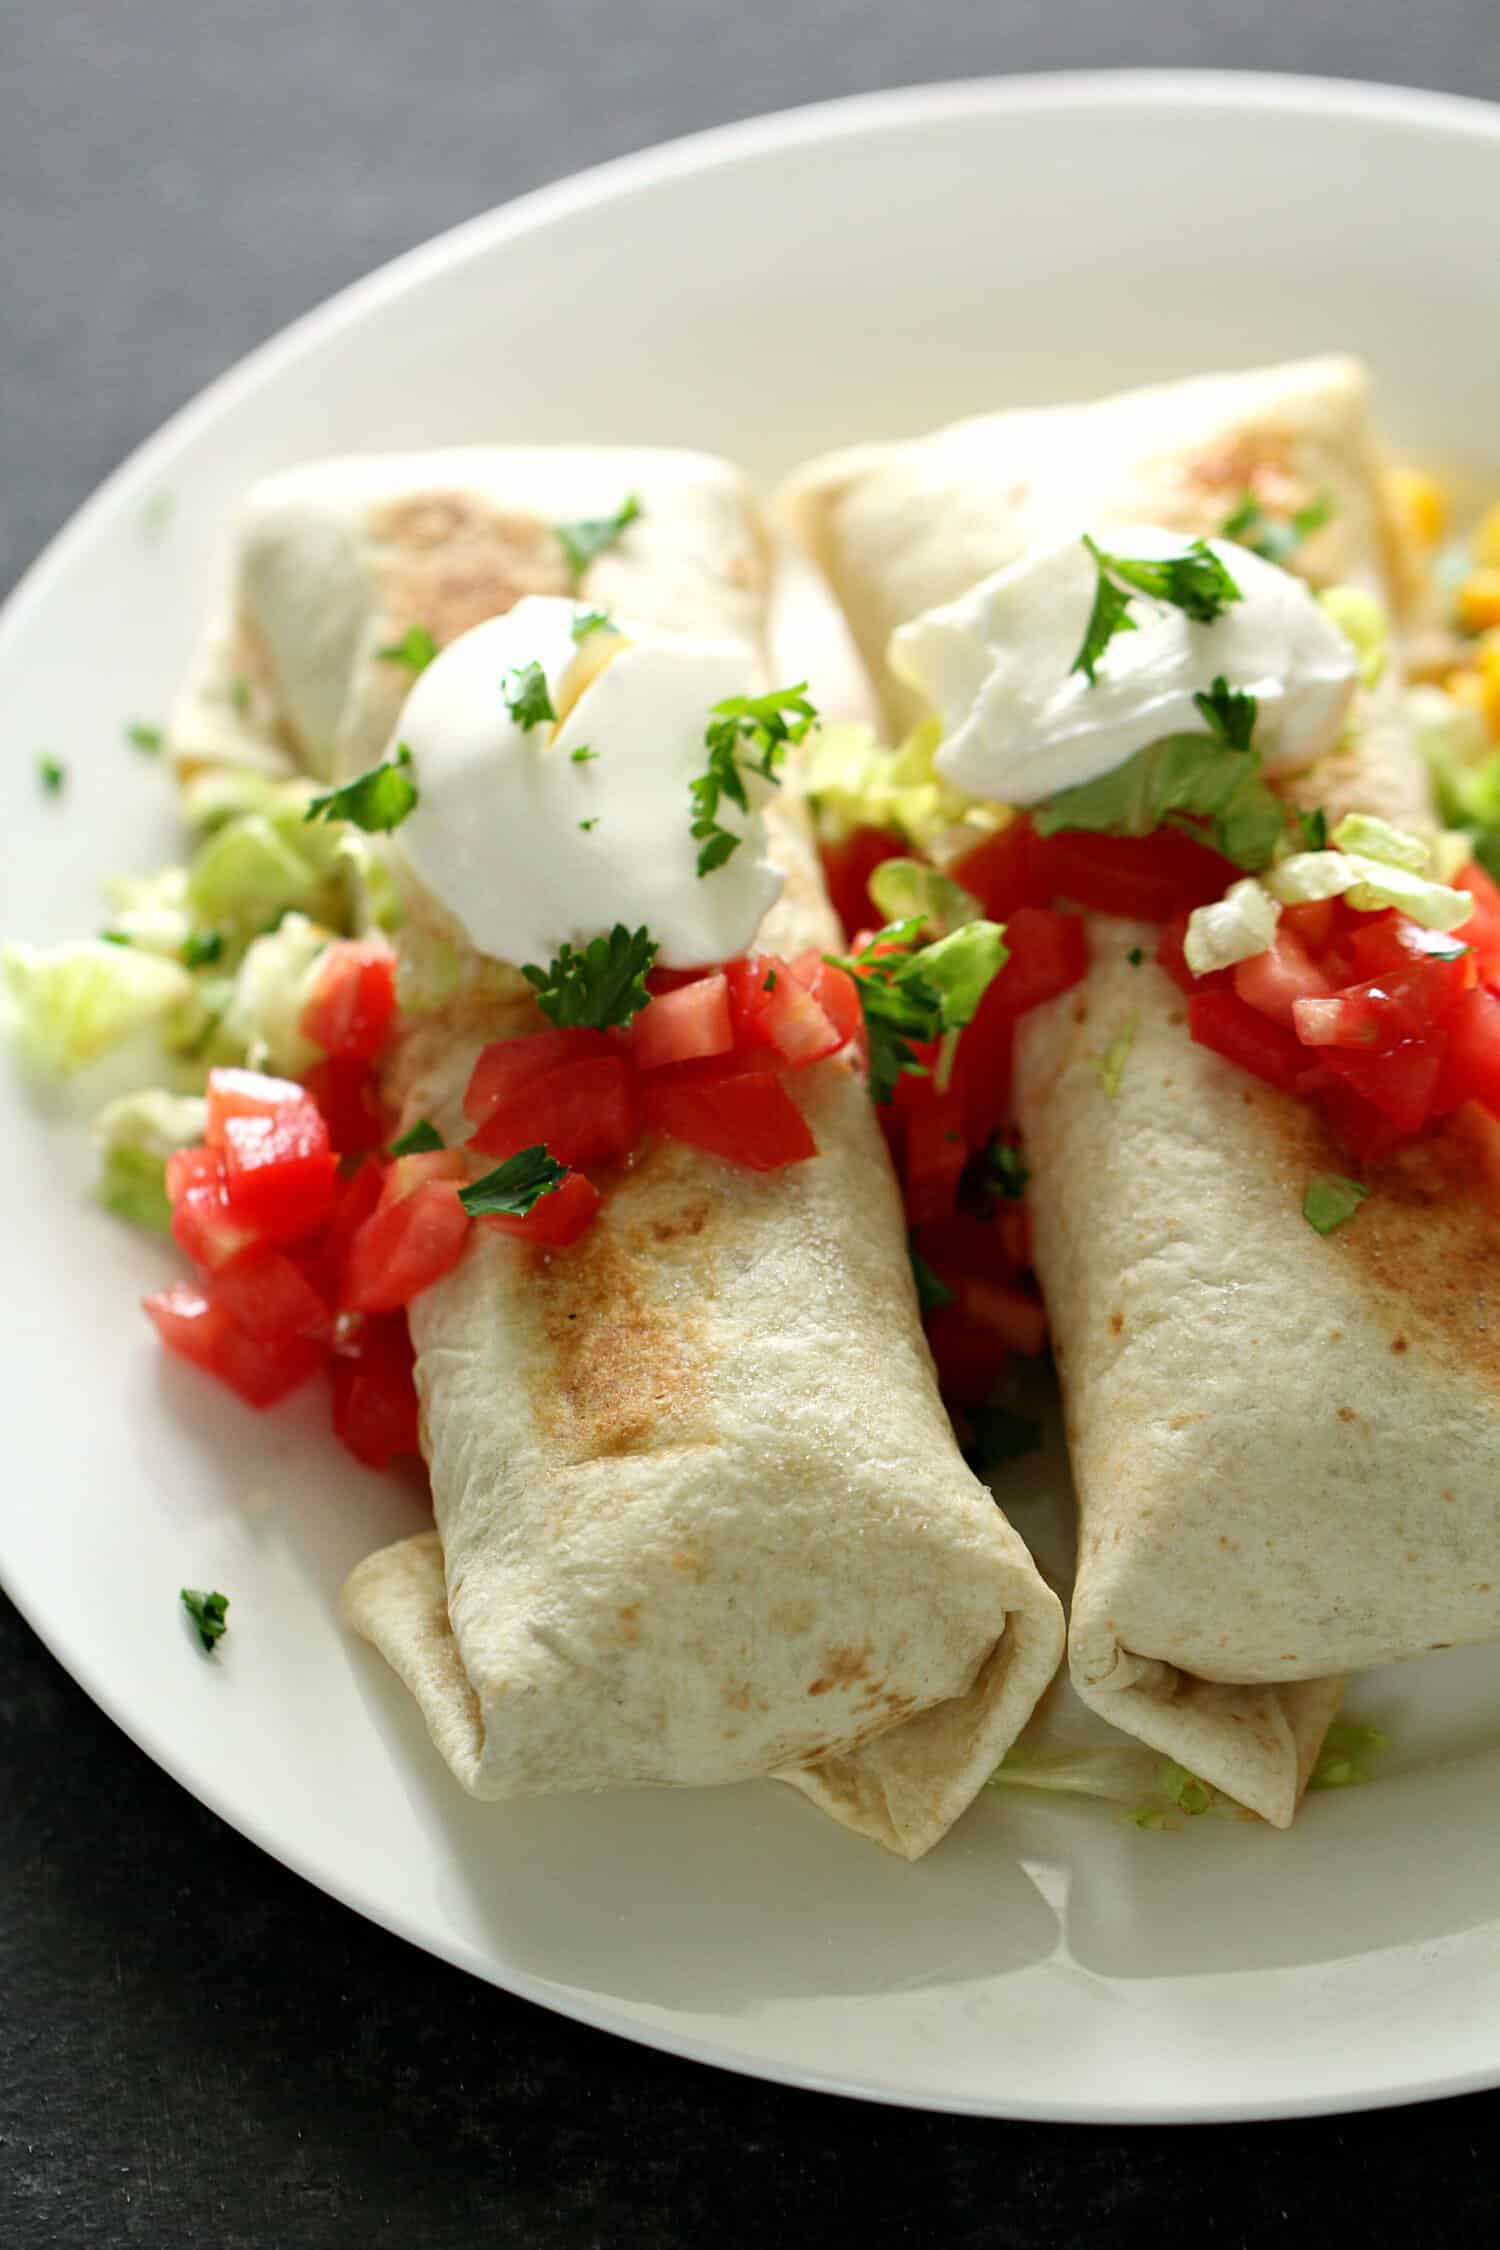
[1447,666,1486,715]
[1474,502,1500,570]
[1389,465,1449,548]
[1456,571,1500,635]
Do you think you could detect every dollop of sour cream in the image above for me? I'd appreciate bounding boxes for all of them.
[889,527,1361,806]
[393,597,783,970]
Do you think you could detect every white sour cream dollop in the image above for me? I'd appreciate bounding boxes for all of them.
[392,597,783,969]
[889,526,1361,806]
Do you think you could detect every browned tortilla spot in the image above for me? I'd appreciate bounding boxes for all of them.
[369,493,571,648]
[806,1643,875,1697]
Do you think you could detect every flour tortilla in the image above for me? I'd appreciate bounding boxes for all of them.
[176,444,1064,1857]
[780,358,1500,1825]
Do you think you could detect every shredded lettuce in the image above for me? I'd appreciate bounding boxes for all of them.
[93,1089,208,1230]
[1183,878,1281,976]
[912,920,1008,1029]
[1414,682,1500,882]
[1318,586,1388,688]
[2,940,196,1076]
[1265,848,1472,930]
[988,1741,1223,1829]
[1093,1015,1137,1097]
[221,912,331,1076]
[1307,1721,1387,1790]
[1329,812,1430,871]
[100,865,195,960]
[867,858,982,938]
[1034,731,1285,872]
[801,717,999,853]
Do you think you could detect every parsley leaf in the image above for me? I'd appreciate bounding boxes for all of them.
[1221,490,1333,567]
[181,929,224,969]
[37,754,65,795]
[459,1145,568,1218]
[1127,945,1145,966]
[181,1587,229,1652]
[389,1119,444,1156]
[690,683,818,875]
[227,675,253,715]
[570,745,598,764]
[962,1407,1043,1474]
[828,917,1007,1104]
[1072,534,1243,681]
[125,722,163,754]
[1296,806,1328,851]
[378,623,438,674]
[553,494,642,583]
[571,607,615,643]
[502,661,556,732]
[910,1243,954,1313]
[984,1138,1030,1200]
[578,818,600,833]
[304,744,418,833]
[1303,1172,1369,1234]
[522,924,658,1030]
[1193,674,1257,754]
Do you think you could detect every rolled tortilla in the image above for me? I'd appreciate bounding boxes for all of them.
[174,444,1064,1857]
[780,357,1500,1826]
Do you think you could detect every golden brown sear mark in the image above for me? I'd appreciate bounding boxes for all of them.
[370,493,572,652]
[807,1643,874,1698]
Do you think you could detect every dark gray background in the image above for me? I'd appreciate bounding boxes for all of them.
[7,7,1500,2247]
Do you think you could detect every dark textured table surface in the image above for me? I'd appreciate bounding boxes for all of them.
[7,8,1500,2246]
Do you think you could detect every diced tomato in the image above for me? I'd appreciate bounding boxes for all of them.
[1188,988,1307,1093]
[377,1148,469,1205]
[301,1057,388,1156]
[954,997,1015,1148]
[1434,984,1500,1118]
[299,937,397,1065]
[203,1068,308,1146]
[913,1211,1019,1284]
[478,1167,601,1248]
[980,906,1090,1019]
[343,1177,471,1313]
[1032,827,1237,922]
[996,1201,1032,1270]
[1293,957,1471,1052]
[819,826,907,940]
[789,953,864,1050]
[468,1054,639,1168]
[629,975,733,1070]
[641,1067,817,1170]
[1280,897,1339,957]
[213,1246,334,1345]
[302,1155,385,1305]
[952,819,1051,920]
[1320,1032,1447,1134]
[144,1279,324,1409]
[1455,861,1500,984]
[1234,930,1331,1028]
[948,1273,1049,1358]
[903,1091,968,1226]
[924,1306,1007,1408]
[219,1101,337,1243]
[1315,1076,1406,1166]
[462,1028,615,1127]
[169,1152,263,1272]
[726,954,845,1066]
[329,1312,422,1468]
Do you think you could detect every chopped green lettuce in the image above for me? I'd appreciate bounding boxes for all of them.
[801,717,998,853]
[1035,731,1285,872]
[1303,1173,1370,1235]
[1093,1015,1137,1097]
[1307,1720,1387,1790]
[988,1740,1223,1828]
[1413,682,1500,882]
[1329,812,1430,871]
[1318,586,1388,688]
[913,919,1008,1029]
[1265,848,1473,930]
[2,939,196,1075]
[1183,878,1281,976]
[867,858,982,938]
[100,865,195,960]
[221,912,330,1076]
[93,1089,208,1230]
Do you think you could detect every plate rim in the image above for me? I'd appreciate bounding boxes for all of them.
[6,65,1500,2124]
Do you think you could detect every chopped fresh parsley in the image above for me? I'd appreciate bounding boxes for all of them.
[1221,489,1333,567]
[1303,1172,1369,1235]
[962,1406,1043,1474]
[502,660,556,732]
[690,683,818,875]
[828,917,1007,1104]
[1296,806,1328,852]
[99,929,131,946]
[1193,674,1257,754]
[578,818,600,833]
[1072,534,1243,683]
[125,722,163,754]
[304,743,418,833]
[377,623,439,674]
[1127,945,1145,966]
[570,744,599,764]
[571,607,615,643]
[553,494,642,583]
[37,754,65,795]
[459,1145,568,1219]
[983,1137,1030,1200]
[522,923,658,1030]
[227,675,253,715]
[764,969,778,992]
[389,1118,444,1156]
[181,1587,229,1652]
[181,929,224,969]
[1094,1015,1138,1097]
[910,1243,955,1313]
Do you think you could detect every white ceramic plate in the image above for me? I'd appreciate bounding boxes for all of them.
[6,71,1500,2123]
